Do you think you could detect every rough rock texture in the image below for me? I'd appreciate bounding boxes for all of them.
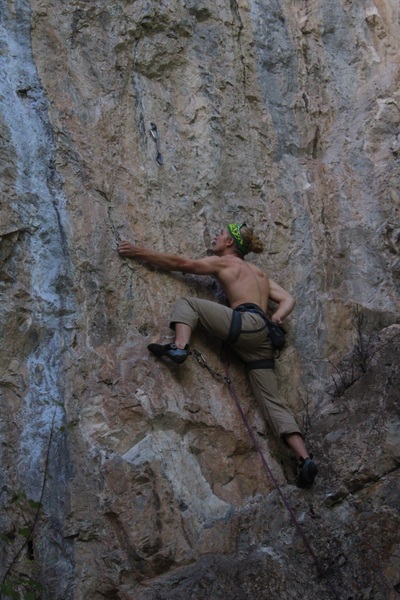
[0,0,399,598]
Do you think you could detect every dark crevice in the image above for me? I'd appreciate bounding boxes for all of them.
[312,125,320,158]
[27,539,34,561]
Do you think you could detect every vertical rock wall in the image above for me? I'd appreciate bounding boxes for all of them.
[0,0,399,598]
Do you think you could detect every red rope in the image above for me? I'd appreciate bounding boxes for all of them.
[222,353,341,600]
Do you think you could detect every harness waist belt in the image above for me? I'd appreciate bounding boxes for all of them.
[234,303,265,316]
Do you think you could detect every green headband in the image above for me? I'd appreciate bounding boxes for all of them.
[227,223,250,255]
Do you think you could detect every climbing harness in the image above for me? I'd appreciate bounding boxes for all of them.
[149,122,163,165]
[226,303,286,353]
[192,347,341,600]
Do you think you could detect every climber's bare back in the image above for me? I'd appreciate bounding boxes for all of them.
[212,255,270,311]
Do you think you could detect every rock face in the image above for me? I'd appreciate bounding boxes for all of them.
[0,0,399,598]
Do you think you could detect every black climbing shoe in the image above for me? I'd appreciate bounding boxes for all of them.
[296,456,318,488]
[147,343,190,365]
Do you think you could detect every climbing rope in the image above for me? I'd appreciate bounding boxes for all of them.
[192,347,341,600]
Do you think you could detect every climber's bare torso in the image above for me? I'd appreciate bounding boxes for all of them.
[207,254,270,311]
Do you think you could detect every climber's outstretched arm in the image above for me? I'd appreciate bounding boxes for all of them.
[118,241,222,276]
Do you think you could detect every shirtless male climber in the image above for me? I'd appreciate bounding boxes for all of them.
[118,223,318,487]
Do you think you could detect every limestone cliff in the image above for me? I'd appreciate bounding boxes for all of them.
[0,0,399,598]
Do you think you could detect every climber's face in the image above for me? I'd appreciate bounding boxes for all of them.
[212,228,232,255]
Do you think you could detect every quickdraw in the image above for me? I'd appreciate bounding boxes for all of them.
[193,349,229,384]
